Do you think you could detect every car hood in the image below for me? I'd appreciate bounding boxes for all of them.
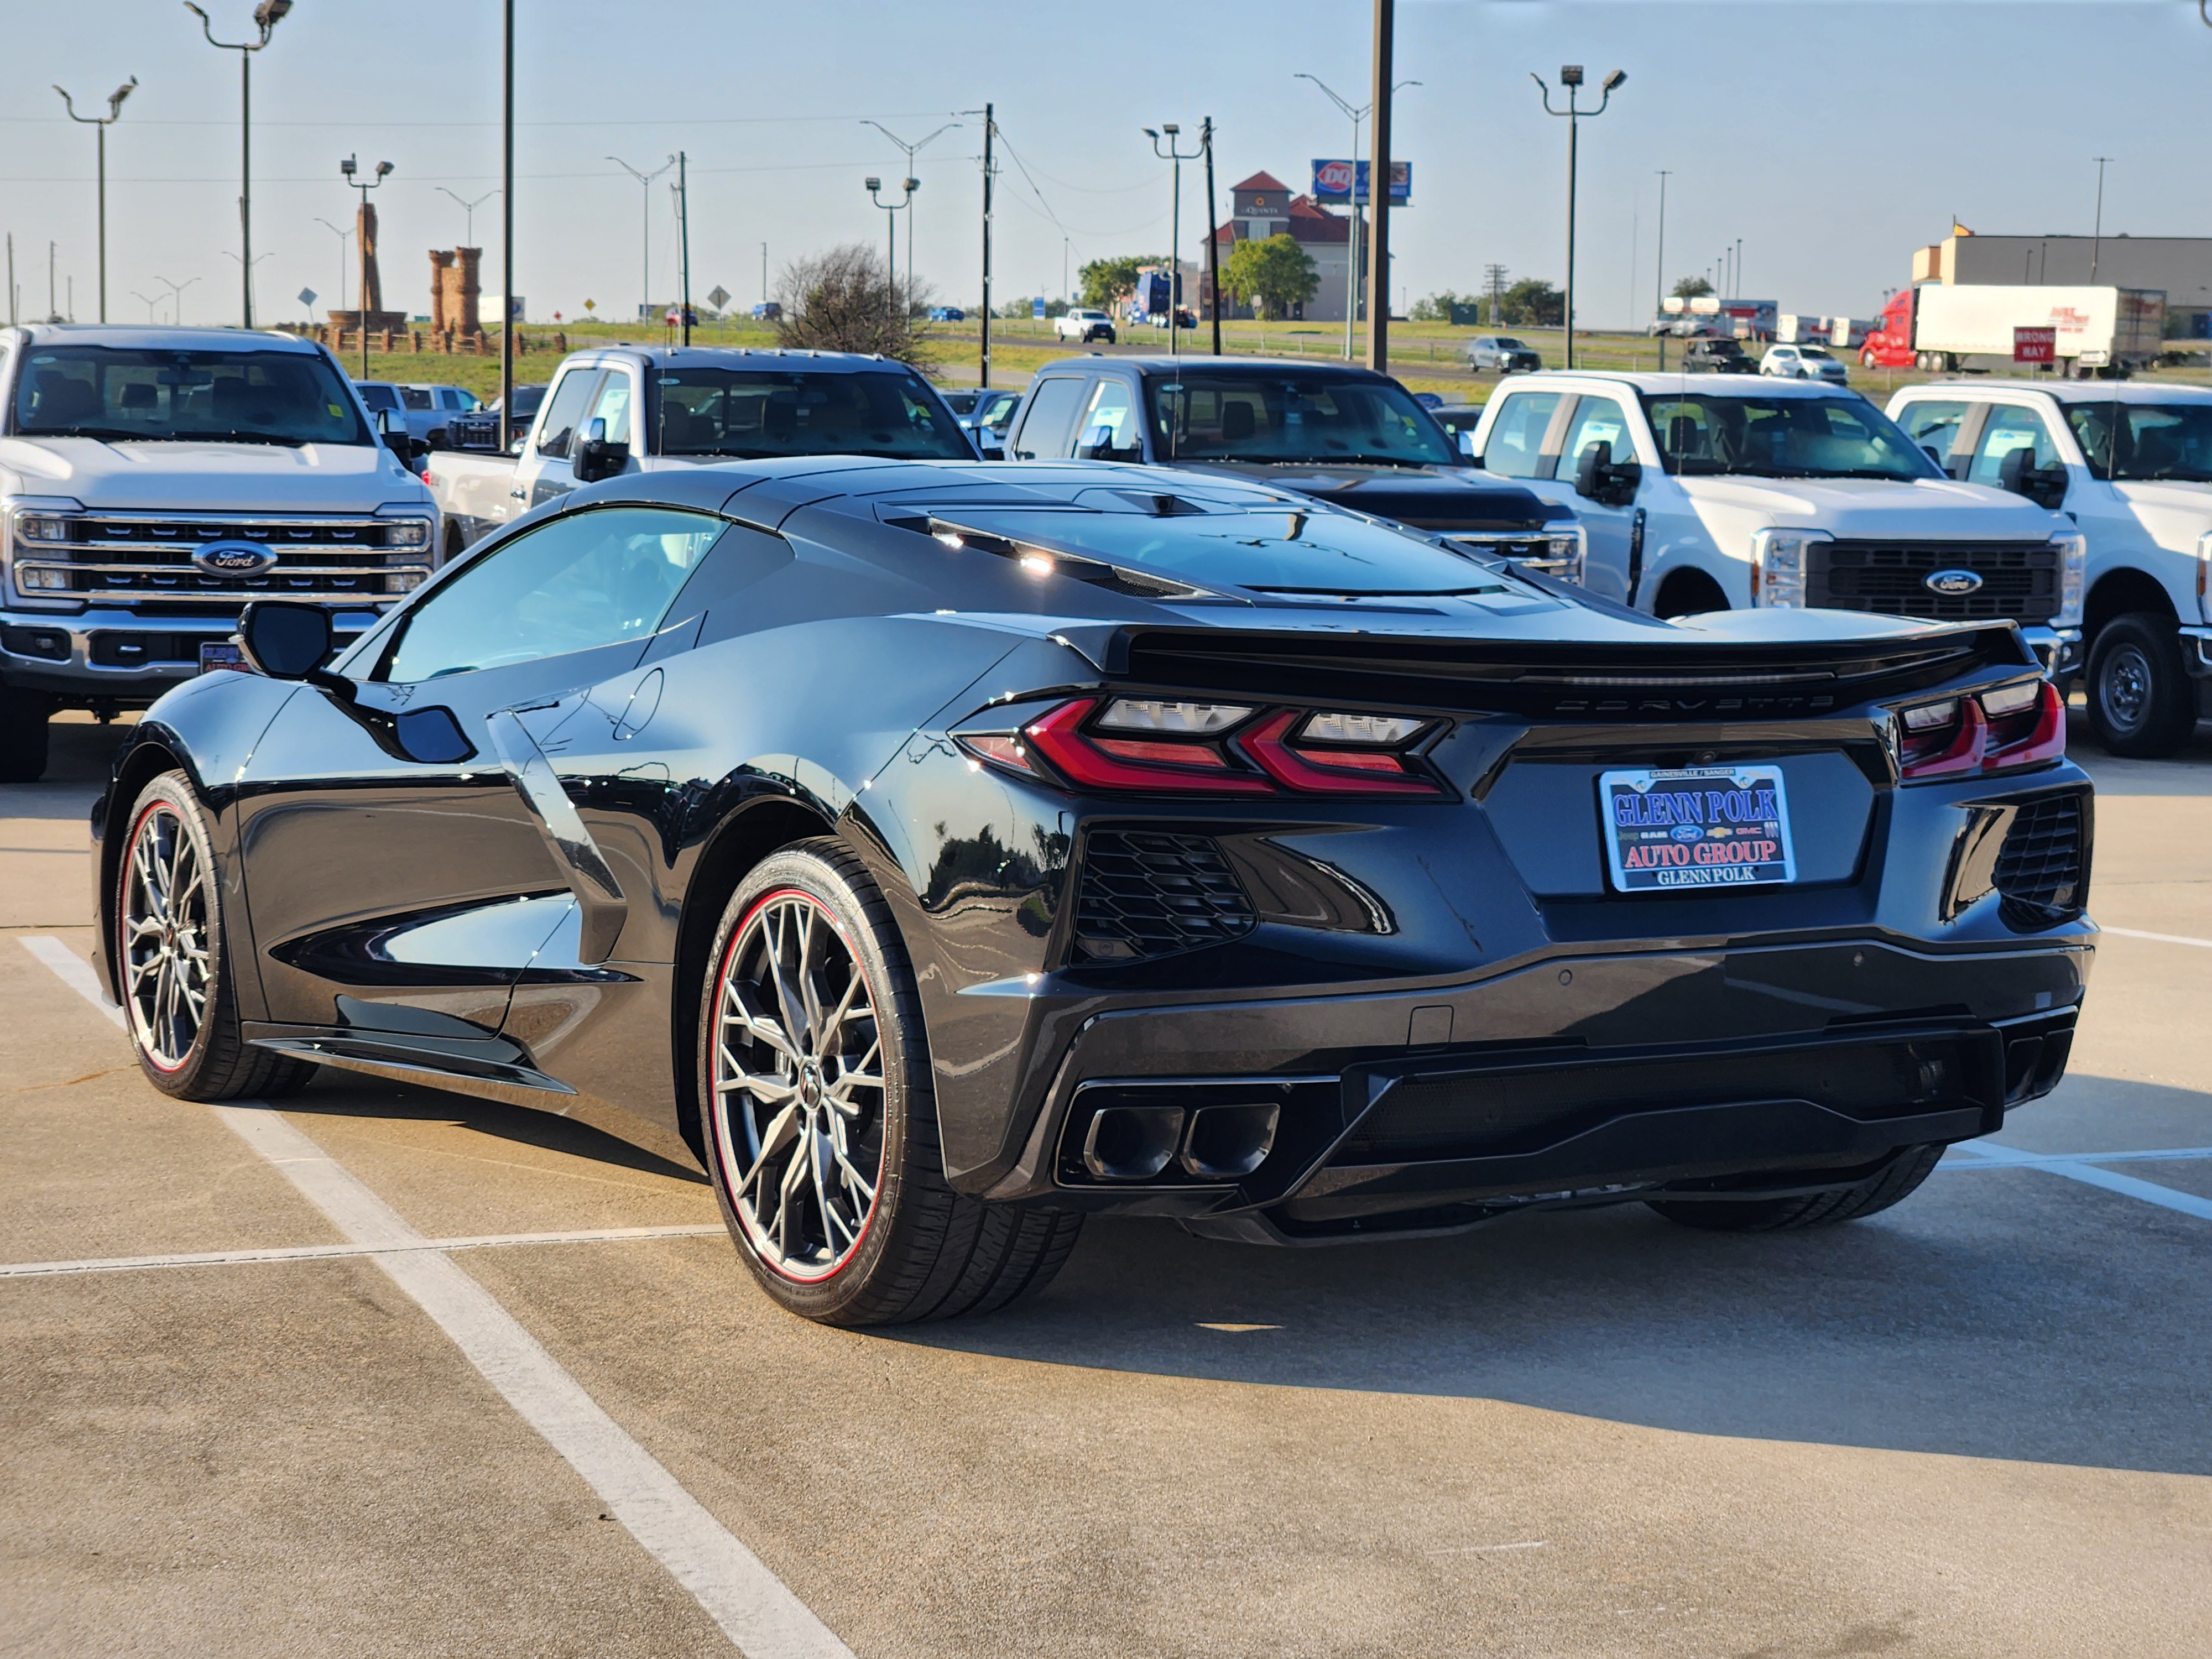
[1677,474,2063,542]
[1164,461,1558,532]
[0,436,431,510]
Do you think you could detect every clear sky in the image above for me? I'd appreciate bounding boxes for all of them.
[3,0,2206,333]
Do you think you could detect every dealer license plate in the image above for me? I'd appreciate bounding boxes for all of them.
[197,640,247,675]
[1600,764,1797,892]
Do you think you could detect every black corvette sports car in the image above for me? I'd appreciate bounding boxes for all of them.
[92,457,2095,1325]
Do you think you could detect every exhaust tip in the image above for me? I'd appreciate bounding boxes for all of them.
[1180,1101,1281,1179]
[1082,1104,1184,1181]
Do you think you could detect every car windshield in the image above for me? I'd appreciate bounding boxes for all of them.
[655,368,972,460]
[1799,348,1834,361]
[1494,339,1527,351]
[9,346,375,445]
[1146,371,1461,467]
[2064,401,2212,483]
[1643,391,1936,481]
[927,505,1515,597]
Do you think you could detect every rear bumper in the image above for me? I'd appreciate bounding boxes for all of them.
[0,605,385,706]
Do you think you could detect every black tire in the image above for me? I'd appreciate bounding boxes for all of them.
[697,839,1079,1326]
[2085,612,2196,758]
[1647,1144,1944,1233]
[114,771,315,1100]
[0,686,53,784]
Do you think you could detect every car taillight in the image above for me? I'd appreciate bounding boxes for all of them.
[959,698,1444,798]
[1897,681,2064,781]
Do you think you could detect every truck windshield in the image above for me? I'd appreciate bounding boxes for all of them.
[11,346,373,446]
[1146,371,1461,467]
[1642,392,1937,481]
[654,368,972,460]
[2064,402,2212,483]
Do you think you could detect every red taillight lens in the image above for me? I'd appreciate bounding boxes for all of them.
[1899,697,1986,779]
[1982,680,2065,773]
[1239,709,1441,796]
[1897,681,2064,781]
[1021,699,1273,795]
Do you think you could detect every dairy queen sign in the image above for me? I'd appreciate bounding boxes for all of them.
[1310,159,1412,206]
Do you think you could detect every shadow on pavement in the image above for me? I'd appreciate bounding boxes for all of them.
[1,714,138,822]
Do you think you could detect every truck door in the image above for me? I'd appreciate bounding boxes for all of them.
[1009,374,1091,460]
[523,363,604,508]
[1548,394,1644,605]
[1894,398,1977,479]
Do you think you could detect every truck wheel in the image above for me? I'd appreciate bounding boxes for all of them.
[2085,612,2197,758]
[1647,1144,1942,1233]
[1652,568,1730,619]
[0,686,53,784]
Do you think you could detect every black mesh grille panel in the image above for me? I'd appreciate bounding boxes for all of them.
[1809,540,2059,624]
[1073,831,1256,963]
[1994,793,2088,929]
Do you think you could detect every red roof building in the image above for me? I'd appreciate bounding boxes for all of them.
[1202,170,1359,322]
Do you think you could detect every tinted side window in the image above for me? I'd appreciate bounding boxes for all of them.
[1077,378,1143,462]
[1014,377,1088,460]
[1482,392,1563,479]
[357,384,400,413]
[535,368,602,459]
[1897,399,1971,477]
[382,506,727,682]
[1968,405,2061,486]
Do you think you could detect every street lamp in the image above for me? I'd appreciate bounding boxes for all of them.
[1295,72,1421,360]
[2090,156,2114,282]
[1145,124,1202,361]
[865,176,919,323]
[53,77,136,324]
[861,121,958,319]
[185,0,290,328]
[155,274,201,326]
[314,216,353,314]
[131,290,162,324]
[1530,65,1625,370]
[607,154,675,325]
[436,187,500,249]
[1652,169,1671,368]
[340,154,393,378]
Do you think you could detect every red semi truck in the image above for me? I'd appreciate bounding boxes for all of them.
[1863,284,2165,375]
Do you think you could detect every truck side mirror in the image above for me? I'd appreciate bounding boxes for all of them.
[573,415,629,483]
[1574,440,1641,508]
[1999,445,2069,509]
[1457,429,1479,461]
[1074,422,1116,462]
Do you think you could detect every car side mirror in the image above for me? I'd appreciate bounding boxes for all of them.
[573,415,629,483]
[237,599,354,701]
[977,439,1006,461]
[1457,429,1479,461]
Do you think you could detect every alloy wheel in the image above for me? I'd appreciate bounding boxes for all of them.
[120,804,212,1072]
[2099,643,2152,734]
[709,890,887,1282]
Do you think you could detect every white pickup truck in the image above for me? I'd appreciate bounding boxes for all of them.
[427,344,978,553]
[0,324,437,780]
[1468,372,2084,677]
[1888,379,2212,755]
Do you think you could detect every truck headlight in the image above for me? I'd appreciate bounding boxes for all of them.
[3,499,86,607]
[1546,524,1586,587]
[1750,528,1829,608]
[2197,529,2211,625]
[2053,531,2086,627]
[381,516,434,551]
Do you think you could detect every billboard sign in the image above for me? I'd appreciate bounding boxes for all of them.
[2013,326,2057,364]
[1310,159,1411,206]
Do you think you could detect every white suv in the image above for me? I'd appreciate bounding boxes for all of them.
[1053,308,1117,345]
[1760,344,1849,384]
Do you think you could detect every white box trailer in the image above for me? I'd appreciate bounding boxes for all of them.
[1872,284,2165,373]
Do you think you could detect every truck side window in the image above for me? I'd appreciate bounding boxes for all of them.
[1967,406,2060,487]
[1896,400,1970,477]
[585,373,634,447]
[1076,379,1142,462]
[1481,392,1563,479]
[1558,397,1634,478]
[535,368,602,459]
[1012,377,1088,460]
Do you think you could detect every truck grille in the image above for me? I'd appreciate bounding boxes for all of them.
[15,513,428,609]
[1809,540,2059,624]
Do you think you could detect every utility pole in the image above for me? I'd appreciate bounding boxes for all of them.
[1202,116,1222,357]
[49,243,57,322]
[1365,0,1396,373]
[975,103,996,389]
[1653,169,1670,369]
[54,77,136,324]
[186,1,290,329]
[2091,156,2114,281]
[6,236,14,327]
[499,0,514,450]
[1735,236,1743,299]
[1532,64,1626,369]
[1483,262,1507,327]
[676,152,692,346]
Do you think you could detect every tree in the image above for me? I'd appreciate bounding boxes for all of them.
[774,244,934,366]
[1220,234,1320,321]
[1496,278,1563,328]
[1411,290,1462,323]
[1077,255,1165,311]
[1672,275,1714,300]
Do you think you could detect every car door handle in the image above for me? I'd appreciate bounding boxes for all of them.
[487,708,628,964]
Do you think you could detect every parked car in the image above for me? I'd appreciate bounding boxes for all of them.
[353,379,405,421]
[928,306,966,323]
[398,383,483,448]
[1888,378,2212,755]
[1426,404,1485,448]
[1003,355,1584,581]
[1759,345,1849,385]
[1467,336,1543,374]
[752,301,783,322]
[445,382,549,453]
[1055,308,1117,345]
[1683,337,1758,374]
[952,387,1021,457]
[1144,308,1197,331]
[1467,372,2085,683]
[0,324,436,780]
[426,345,977,555]
[90,457,2093,1329]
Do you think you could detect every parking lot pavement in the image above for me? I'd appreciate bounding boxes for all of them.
[6,712,2210,1657]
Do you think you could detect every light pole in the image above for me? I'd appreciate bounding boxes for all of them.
[1531,64,1626,370]
[185,0,290,328]
[1735,236,1743,300]
[53,77,136,324]
[2090,156,2114,281]
[132,291,161,324]
[156,274,201,325]
[1295,73,1421,360]
[865,176,918,322]
[607,154,675,325]
[1653,169,1671,368]
[314,216,352,314]
[437,187,499,249]
[1145,124,1202,361]
[340,154,392,379]
[862,121,958,319]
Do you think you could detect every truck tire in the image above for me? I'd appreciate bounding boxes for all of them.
[1646,1144,1943,1233]
[0,686,52,784]
[2085,612,2197,758]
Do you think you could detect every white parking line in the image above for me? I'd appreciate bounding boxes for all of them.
[2100,926,2212,951]
[19,935,125,1026]
[0,1224,727,1280]
[1953,1139,2212,1223]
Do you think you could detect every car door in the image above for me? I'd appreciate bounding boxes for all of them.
[1548,393,1645,604]
[1009,374,1091,460]
[234,502,734,1042]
